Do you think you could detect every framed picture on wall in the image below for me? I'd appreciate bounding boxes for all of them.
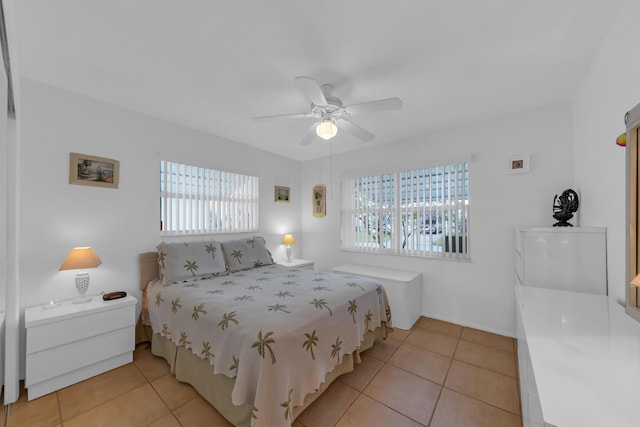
[69,152,120,189]
[275,186,290,203]
[313,185,326,217]
[507,154,530,174]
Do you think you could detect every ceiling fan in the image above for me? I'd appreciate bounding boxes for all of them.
[253,76,403,145]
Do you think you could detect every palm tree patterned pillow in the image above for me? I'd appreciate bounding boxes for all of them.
[221,237,274,272]
[157,240,227,284]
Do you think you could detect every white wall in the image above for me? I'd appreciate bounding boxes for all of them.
[300,103,574,336]
[573,0,640,306]
[14,79,302,377]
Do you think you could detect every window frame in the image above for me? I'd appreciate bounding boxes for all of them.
[341,160,470,260]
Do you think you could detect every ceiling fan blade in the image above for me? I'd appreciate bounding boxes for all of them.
[344,97,403,115]
[294,76,328,107]
[336,118,375,143]
[300,122,319,145]
[253,112,310,122]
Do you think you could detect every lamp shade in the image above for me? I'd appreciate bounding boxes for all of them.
[316,119,337,140]
[59,247,102,271]
[281,234,295,245]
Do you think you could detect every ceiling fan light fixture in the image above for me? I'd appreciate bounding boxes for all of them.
[316,119,337,140]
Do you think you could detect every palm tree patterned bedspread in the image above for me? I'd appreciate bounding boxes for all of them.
[147,264,391,427]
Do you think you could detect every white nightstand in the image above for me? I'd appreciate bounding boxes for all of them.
[277,259,315,270]
[25,294,137,400]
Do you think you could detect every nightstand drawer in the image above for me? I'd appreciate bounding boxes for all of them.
[26,304,134,354]
[26,326,134,386]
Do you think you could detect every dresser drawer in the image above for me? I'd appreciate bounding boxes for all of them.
[26,304,134,354]
[26,326,134,386]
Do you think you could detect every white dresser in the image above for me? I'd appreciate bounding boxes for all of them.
[515,226,607,295]
[25,295,136,400]
[516,285,640,427]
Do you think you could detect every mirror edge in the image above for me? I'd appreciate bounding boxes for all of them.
[626,102,640,322]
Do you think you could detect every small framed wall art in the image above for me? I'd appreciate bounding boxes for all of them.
[69,152,120,189]
[313,185,326,217]
[507,154,530,174]
[275,186,290,203]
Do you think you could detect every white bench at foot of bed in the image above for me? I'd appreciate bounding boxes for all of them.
[332,264,422,330]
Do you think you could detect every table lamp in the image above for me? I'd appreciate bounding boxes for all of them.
[281,234,295,263]
[59,246,102,304]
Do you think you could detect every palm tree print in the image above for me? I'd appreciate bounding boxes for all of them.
[218,311,239,330]
[155,292,164,307]
[246,238,255,248]
[254,260,263,268]
[282,281,297,286]
[251,330,277,364]
[184,260,199,276]
[348,299,358,323]
[376,284,383,296]
[303,330,319,360]
[280,389,293,421]
[221,280,236,286]
[346,282,365,291]
[386,305,392,322]
[275,291,293,298]
[158,251,167,274]
[268,304,290,313]
[161,323,171,337]
[171,297,182,313]
[205,243,217,259]
[179,331,191,348]
[312,277,326,282]
[192,303,207,320]
[231,250,243,263]
[201,341,214,360]
[248,285,263,290]
[207,289,224,294]
[331,336,342,362]
[229,355,240,375]
[312,285,330,292]
[310,298,332,315]
[365,310,373,331]
[235,295,254,301]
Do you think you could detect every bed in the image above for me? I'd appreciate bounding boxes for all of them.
[137,237,392,427]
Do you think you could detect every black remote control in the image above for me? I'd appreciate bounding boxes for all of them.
[102,291,127,301]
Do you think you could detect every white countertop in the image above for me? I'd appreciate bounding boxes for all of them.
[516,285,640,427]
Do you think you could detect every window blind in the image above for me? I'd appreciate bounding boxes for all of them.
[160,160,259,235]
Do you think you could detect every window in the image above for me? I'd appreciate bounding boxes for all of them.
[160,160,259,235]
[341,161,470,259]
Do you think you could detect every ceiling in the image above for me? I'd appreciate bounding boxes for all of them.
[10,0,626,161]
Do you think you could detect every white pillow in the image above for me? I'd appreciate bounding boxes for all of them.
[157,240,227,284]
[221,237,273,272]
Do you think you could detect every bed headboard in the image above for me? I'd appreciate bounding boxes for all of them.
[139,252,159,290]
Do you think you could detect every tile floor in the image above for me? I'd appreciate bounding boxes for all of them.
[2,317,522,427]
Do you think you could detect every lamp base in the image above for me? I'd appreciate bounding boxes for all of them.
[74,272,92,304]
[285,246,292,263]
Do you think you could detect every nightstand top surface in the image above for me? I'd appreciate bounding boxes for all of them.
[26,295,137,326]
